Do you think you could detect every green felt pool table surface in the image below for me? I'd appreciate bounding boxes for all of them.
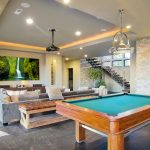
[67,94,150,116]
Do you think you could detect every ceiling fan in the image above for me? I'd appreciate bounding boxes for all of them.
[46,29,60,52]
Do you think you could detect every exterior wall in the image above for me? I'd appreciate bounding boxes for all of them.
[63,59,80,91]
[135,38,150,95]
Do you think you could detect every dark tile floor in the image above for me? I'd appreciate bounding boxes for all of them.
[0,121,149,150]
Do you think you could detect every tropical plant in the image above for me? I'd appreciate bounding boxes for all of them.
[88,68,102,87]
[0,56,10,80]
[95,80,106,88]
[0,56,39,81]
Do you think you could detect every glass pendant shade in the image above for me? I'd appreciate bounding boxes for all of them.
[109,9,131,54]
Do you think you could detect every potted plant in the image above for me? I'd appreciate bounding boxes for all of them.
[88,68,102,87]
[95,79,106,88]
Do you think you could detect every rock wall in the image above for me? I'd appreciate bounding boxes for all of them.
[136,38,150,95]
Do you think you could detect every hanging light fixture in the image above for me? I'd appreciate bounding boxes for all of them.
[109,9,131,54]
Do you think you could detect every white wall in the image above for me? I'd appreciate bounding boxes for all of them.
[113,67,130,82]
[63,59,80,91]
[0,49,63,87]
[0,49,45,86]
[45,54,63,87]
[104,74,123,92]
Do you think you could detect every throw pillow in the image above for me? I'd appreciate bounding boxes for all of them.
[11,95,19,102]
[4,97,12,103]
[0,88,11,103]
[34,90,41,94]
[46,87,64,100]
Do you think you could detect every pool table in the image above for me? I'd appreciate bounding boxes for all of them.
[56,93,150,150]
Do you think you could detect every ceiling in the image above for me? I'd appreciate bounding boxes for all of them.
[62,41,112,58]
[57,0,150,38]
[0,0,149,59]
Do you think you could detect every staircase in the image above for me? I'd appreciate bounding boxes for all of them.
[86,58,130,92]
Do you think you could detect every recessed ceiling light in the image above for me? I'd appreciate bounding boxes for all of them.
[84,54,88,58]
[126,25,132,29]
[57,52,60,55]
[21,3,31,8]
[26,18,34,25]
[101,29,107,32]
[75,31,82,36]
[63,0,70,4]
[65,58,69,61]
[80,47,83,50]
[14,9,23,15]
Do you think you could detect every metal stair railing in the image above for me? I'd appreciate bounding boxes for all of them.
[86,58,130,90]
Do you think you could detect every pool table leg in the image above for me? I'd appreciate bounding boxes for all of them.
[108,133,124,150]
[75,121,85,143]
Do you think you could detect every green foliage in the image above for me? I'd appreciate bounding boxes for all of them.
[0,56,39,81]
[7,57,17,76]
[95,80,106,88]
[0,56,10,80]
[19,58,25,72]
[88,68,102,80]
[24,58,39,80]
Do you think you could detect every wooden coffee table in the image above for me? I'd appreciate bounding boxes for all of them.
[19,96,98,129]
[19,101,68,129]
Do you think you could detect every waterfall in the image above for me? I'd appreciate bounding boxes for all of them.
[16,58,22,78]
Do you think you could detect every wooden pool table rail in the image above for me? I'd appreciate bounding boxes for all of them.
[56,101,112,134]
[56,101,150,150]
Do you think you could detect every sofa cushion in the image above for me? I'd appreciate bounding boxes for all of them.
[78,87,89,91]
[6,90,27,96]
[77,90,95,95]
[62,91,78,96]
[46,87,64,100]
[39,93,49,99]
[19,91,39,101]
[0,85,10,89]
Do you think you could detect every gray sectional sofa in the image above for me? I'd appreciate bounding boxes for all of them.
[0,93,49,125]
[0,88,98,125]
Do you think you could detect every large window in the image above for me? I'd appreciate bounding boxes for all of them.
[125,60,130,66]
[103,62,112,67]
[113,54,123,59]
[102,55,112,62]
[101,53,131,67]
[113,60,124,67]
[125,53,131,59]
